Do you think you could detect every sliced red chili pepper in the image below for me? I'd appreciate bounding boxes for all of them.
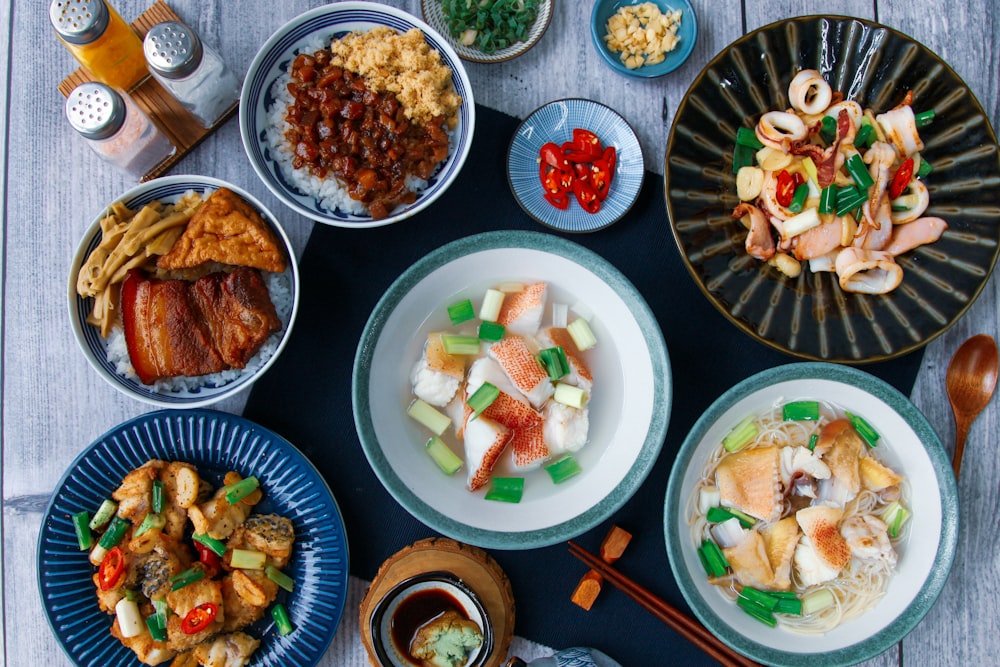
[572,162,591,180]
[888,157,915,200]
[564,149,593,164]
[544,191,571,210]
[572,178,602,214]
[592,161,612,201]
[776,169,796,207]
[194,541,222,578]
[539,142,569,171]
[98,545,125,591]
[573,128,603,159]
[602,145,617,174]
[181,602,219,635]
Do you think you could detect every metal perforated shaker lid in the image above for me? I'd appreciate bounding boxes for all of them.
[65,82,125,140]
[143,21,203,79]
[50,0,109,45]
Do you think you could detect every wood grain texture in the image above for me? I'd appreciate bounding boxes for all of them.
[3,1,998,665]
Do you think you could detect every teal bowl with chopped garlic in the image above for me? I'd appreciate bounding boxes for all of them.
[664,363,958,667]
[590,0,697,78]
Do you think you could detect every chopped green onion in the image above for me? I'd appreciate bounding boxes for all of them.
[819,185,836,214]
[485,477,524,503]
[426,436,463,475]
[740,587,779,611]
[737,595,777,626]
[89,499,117,530]
[266,565,295,592]
[801,157,818,185]
[538,346,569,380]
[722,415,758,452]
[442,334,481,356]
[134,512,165,537]
[846,153,874,189]
[153,599,169,627]
[881,501,911,539]
[544,454,582,484]
[566,318,597,351]
[835,185,867,216]
[125,588,138,602]
[801,588,836,615]
[192,533,227,557]
[553,382,587,409]
[467,382,500,417]
[447,298,475,325]
[441,0,540,54]
[915,109,936,127]
[230,548,267,570]
[271,602,294,636]
[224,476,260,504]
[736,126,764,150]
[846,411,880,448]
[72,511,93,550]
[697,539,729,578]
[732,143,755,174]
[706,505,755,529]
[787,183,810,213]
[151,480,164,514]
[808,433,819,451]
[782,400,820,421]
[169,566,206,591]
[917,157,933,178]
[479,288,504,322]
[145,613,167,642]
[819,115,837,144]
[98,516,130,549]
[407,399,452,436]
[854,122,875,149]
[477,320,505,342]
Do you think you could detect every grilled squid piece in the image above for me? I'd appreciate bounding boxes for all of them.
[835,247,904,293]
[885,216,948,256]
[890,178,930,224]
[855,198,893,251]
[788,69,833,115]
[756,111,808,152]
[862,141,897,224]
[733,202,775,261]
[876,105,924,157]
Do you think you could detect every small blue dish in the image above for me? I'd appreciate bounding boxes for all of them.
[507,98,644,233]
[590,0,697,78]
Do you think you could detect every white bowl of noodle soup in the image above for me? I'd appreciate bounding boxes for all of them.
[664,362,957,666]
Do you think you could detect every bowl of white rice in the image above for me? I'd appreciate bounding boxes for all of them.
[240,2,476,228]
[68,175,300,408]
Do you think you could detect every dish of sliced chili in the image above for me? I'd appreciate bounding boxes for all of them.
[537,130,617,214]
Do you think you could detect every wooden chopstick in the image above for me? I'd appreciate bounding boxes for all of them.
[567,541,760,667]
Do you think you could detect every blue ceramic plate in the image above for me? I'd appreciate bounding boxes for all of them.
[420,0,553,64]
[353,231,671,549]
[507,99,644,233]
[664,363,958,666]
[590,0,697,78]
[240,1,475,228]
[37,410,349,667]
[68,175,299,409]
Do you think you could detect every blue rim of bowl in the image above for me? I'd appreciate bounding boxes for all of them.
[239,1,476,228]
[506,98,645,233]
[590,0,698,78]
[67,175,299,408]
[352,230,671,549]
[420,0,553,63]
[663,362,959,667]
[37,409,350,667]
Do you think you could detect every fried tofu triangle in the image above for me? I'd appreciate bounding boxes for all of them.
[157,188,287,273]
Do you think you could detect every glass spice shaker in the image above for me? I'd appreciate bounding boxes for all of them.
[49,0,148,90]
[65,82,176,181]
[143,20,241,128]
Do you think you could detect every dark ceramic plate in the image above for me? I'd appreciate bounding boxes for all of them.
[38,410,349,667]
[664,15,1000,362]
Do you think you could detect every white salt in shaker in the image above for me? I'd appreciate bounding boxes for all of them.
[65,82,176,180]
[143,20,240,128]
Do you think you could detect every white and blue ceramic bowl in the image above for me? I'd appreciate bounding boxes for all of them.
[507,99,644,233]
[353,230,671,549]
[420,0,554,63]
[590,0,697,78]
[664,363,958,666]
[68,175,300,409]
[240,2,475,228]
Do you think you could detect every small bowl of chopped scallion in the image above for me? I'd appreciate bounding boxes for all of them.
[421,0,554,63]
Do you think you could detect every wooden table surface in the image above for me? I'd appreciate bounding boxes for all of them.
[3,1,997,665]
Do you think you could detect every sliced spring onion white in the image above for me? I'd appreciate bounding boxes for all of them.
[553,383,587,409]
[567,318,597,351]
[781,207,822,239]
[698,487,721,514]
[710,517,747,549]
[115,598,144,638]
[479,289,504,322]
[552,302,568,328]
[407,399,452,436]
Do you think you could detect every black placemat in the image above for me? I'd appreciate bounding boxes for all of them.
[243,104,922,665]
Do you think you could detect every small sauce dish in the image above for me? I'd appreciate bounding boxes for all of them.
[590,0,697,78]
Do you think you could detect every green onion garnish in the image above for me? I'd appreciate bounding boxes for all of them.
[722,415,758,452]
[782,400,820,421]
[98,516,130,550]
[146,613,167,642]
[736,126,764,150]
[808,433,819,451]
[151,479,164,514]
[835,185,867,216]
[467,382,500,417]
[697,539,729,578]
[426,436,463,475]
[71,511,93,550]
[819,115,837,144]
[538,346,569,380]
[479,288,505,322]
[819,185,836,214]
[134,512,165,537]
[846,411,880,447]
[787,183,809,213]
[881,501,911,538]
[706,505,755,529]
[801,588,836,614]
[407,399,452,436]
[485,477,524,503]
[224,476,260,504]
[193,532,227,557]
[89,499,117,530]
[740,587,780,611]
[553,382,587,409]
[230,548,267,570]
[846,153,874,189]
[917,157,933,178]
[854,122,875,149]
[566,318,597,351]
[265,565,295,592]
[732,143,755,174]
[271,602,294,636]
[447,298,475,325]
[442,334,481,356]
[915,109,935,127]
[169,566,205,591]
[477,321,505,342]
[544,454,582,484]
[737,595,778,626]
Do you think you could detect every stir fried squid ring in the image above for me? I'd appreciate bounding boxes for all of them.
[876,105,924,157]
[835,247,904,293]
[756,111,808,152]
[825,100,863,144]
[890,178,930,224]
[788,69,833,116]
[757,169,797,221]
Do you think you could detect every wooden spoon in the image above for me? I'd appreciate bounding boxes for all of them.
[945,334,999,478]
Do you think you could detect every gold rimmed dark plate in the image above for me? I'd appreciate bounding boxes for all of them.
[664,15,1000,362]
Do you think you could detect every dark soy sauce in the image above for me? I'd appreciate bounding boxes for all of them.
[391,588,472,661]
